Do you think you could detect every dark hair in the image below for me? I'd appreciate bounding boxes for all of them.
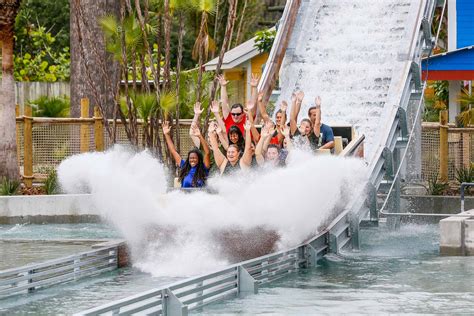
[231,103,244,112]
[307,106,317,117]
[276,109,283,115]
[228,125,244,151]
[178,148,207,187]
[267,144,281,153]
[301,118,312,127]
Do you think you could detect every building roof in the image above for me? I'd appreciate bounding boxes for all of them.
[422,45,474,80]
[204,36,261,71]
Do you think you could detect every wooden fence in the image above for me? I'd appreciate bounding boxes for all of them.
[421,110,473,183]
[15,82,70,114]
[16,99,195,187]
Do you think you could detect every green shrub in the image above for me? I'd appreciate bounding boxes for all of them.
[44,169,59,195]
[426,173,448,196]
[29,95,70,118]
[455,164,474,194]
[0,178,21,196]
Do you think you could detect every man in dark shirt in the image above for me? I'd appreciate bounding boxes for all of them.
[307,96,334,151]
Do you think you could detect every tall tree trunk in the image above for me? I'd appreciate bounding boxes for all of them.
[0,31,19,180]
[0,0,21,180]
[204,0,239,131]
[234,0,248,47]
[175,12,185,153]
[226,0,238,51]
[212,0,220,58]
[70,0,120,119]
[163,0,171,91]
[196,12,208,103]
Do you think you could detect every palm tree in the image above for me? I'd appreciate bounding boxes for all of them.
[171,0,190,153]
[0,0,21,180]
[191,0,216,103]
[203,0,238,129]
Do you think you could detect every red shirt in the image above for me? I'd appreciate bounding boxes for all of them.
[224,114,247,136]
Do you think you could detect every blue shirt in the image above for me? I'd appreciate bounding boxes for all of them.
[180,160,209,188]
[320,123,334,145]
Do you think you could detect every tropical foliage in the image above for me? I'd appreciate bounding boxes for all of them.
[423,81,448,122]
[29,95,70,117]
[0,177,20,196]
[456,89,474,127]
[254,29,276,53]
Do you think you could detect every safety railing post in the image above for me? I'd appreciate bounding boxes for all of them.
[162,288,187,316]
[23,105,33,188]
[439,110,448,182]
[80,98,90,153]
[237,266,258,295]
[387,147,401,230]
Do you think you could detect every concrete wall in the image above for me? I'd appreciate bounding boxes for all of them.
[440,210,474,256]
[0,194,100,224]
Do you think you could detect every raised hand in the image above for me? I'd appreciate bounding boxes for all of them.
[217,74,228,86]
[258,91,264,103]
[246,99,255,112]
[210,100,220,113]
[298,124,306,136]
[208,121,217,135]
[280,100,288,112]
[261,125,271,138]
[190,123,201,137]
[315,96,321,107]
[244,119,251,131]
[291,93,297,103]
[194,102,203,115]
[296,90,305,102]
[162,121,171,134]
[250,73,260,87]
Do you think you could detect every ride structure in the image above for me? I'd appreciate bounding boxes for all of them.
[77,0,437,314]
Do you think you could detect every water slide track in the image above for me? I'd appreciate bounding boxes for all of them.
[77,0,437,314]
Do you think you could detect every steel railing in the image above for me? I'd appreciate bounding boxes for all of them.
[0,244,121,298]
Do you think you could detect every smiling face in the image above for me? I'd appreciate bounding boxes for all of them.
[300,120,312,135]
[266,147,279,161]
[188,152,199,167]
[230,105,244,123]
[275,112,283,125]
[229,132,240,144]
[226,146,240,163]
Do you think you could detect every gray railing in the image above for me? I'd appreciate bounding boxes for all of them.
[0,245,120,298]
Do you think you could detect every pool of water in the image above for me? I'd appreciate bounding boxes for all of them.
[0,223,121,240]
[198,224,474,314]
[0,268,182,314]
[0,223,122,270]
[0,240,98,270]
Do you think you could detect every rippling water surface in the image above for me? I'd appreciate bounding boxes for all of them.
[198,224,474,315]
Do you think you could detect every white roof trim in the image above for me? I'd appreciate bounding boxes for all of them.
[204,37,261,71]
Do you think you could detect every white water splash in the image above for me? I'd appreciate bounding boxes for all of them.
[58,146,367,277]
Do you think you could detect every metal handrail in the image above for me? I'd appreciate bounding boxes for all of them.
[0,244,121,297]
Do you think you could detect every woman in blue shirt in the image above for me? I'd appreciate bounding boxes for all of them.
[163,121,210,188]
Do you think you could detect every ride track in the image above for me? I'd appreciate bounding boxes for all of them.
[77,0,437,314]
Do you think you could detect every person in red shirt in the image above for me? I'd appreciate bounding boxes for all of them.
[217,74,258,136]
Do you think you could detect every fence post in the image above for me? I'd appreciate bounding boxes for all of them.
[80,98,90,153]
[439,110,448,182]
[94,106,104,152]
[23,105,33,188]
